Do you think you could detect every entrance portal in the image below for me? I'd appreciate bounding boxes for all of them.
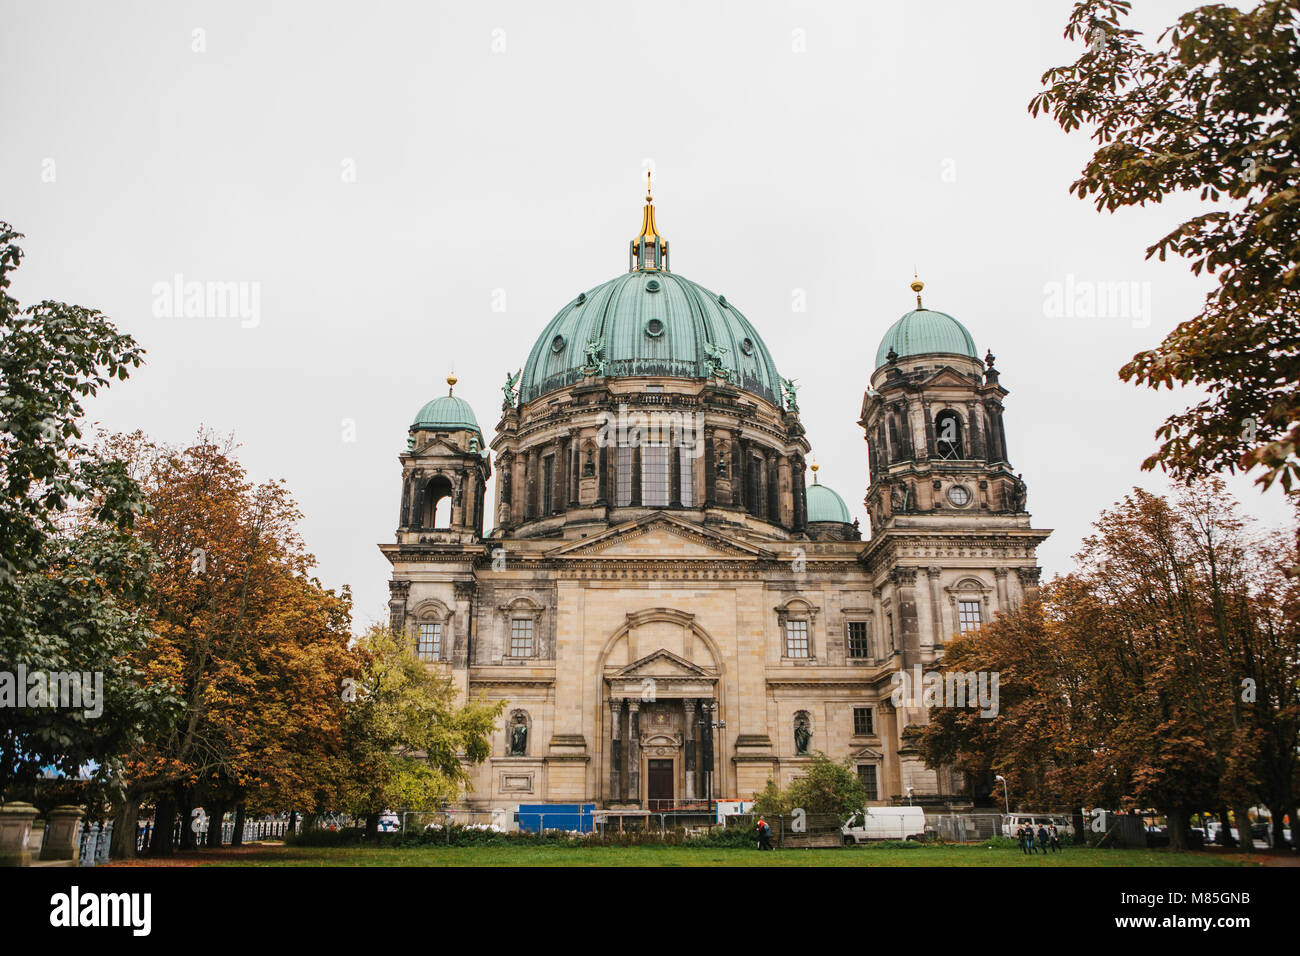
[647,759,674,809]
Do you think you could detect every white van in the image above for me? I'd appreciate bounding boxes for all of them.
[841,806,927,843]
[1002,814,1074,839]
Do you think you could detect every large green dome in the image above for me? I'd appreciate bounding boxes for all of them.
[411,393,481,439]
[875,307,978,369]
[806,482,851,523]
[519,270,783,405]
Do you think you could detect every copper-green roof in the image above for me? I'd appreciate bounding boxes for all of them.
[519,271,782,405]
[875,308,978,369]
[410,394,481,439]
[806,482,852,523]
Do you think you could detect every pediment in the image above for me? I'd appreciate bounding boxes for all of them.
[918,366,979,388]
[547,512,775,560]
[614,648,711,679]
[850,746,885,760]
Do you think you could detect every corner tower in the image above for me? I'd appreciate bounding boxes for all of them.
[858,277,1050,803]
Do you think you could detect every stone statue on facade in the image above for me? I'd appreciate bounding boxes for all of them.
[780,377,800,413]
[703,340,729,377]
[501,369,520,408]
[794,716,811,755]
[510,716,528,756]
[1008,473,1027,513]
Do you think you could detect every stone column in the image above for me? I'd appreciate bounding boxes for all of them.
[994,567,1010,613]
[40,806,84,862]
[1018,566,1042,605]
[891,567,921,669]
[0,802,38,867]
[926,567,944,649]
[608,698,623,803]
[627,701,641,805]
[683,698,697,801]
[700,700,714,800]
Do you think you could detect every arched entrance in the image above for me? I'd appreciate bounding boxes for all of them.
[598,609,723,809]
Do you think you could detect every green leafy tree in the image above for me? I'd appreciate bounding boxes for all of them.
[1030,1,1300,491]
[753,752,867,817]
[0,222,177,795]
[338,624,503,838]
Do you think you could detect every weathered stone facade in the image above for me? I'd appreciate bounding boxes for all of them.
[380,198,1049,810]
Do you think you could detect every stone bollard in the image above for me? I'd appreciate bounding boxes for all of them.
[0,802,40,867]
[41,806,84,863]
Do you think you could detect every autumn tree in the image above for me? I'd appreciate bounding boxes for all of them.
[1031,1,1300,492]
[752,752,867,818]
[103,431,355,858]
[922,479,1299,851]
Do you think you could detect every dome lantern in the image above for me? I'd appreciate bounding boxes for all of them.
[629,171,669,273]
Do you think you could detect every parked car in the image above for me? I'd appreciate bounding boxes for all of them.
[1000,814,1075,839]
[841,806,927,843]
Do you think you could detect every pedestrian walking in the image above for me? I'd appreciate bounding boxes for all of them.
[756,816,773,851]
[1025,825,1036,854]
[1037,825,1049,856]
[1017,824,1028,855]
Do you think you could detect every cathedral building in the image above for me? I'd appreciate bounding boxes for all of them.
[379,182,1050,810]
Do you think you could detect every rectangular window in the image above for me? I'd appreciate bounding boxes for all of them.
[887,613,896,652]
[416,622,441,661]
[958,600,982,633]
[857,765,878,801]
[847,620,871,659]
[616,445,634,506]
[542,455,555,514]
[679,452,694,507]
[642,444,670,507]
[509,618,534,658]
[853,707,874,736]
[785,620,809,658]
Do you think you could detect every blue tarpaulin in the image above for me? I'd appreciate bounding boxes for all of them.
[516,804,595,833]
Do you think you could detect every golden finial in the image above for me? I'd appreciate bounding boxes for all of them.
[646,169,653,203]
[810,460,820,484]
[910,272,924,308]
[446,372,458,395]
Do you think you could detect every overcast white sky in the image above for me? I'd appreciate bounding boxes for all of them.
[2,0,1287,631]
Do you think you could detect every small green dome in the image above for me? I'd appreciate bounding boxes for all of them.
[411,394,481,439]
[519,271,783,405]
[875,308,978,369]
[806,482,851,523]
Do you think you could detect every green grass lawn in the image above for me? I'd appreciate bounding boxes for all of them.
[182,843,1258,868]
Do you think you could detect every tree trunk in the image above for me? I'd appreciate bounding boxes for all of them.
[1268,804,1288,851]
[1216,807,1236,847]
[1232,804,1253,854]
[178,787,197,850]
[148,793,177,857]
[365,811,380,842]
[230,802,246,847]
[1167,807,1190,851]
[110,795,140,860]
[287,810,297,836]
[205,799,228,848]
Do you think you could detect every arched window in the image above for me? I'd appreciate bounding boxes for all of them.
[934,409,963,460]
[423,475,454,528]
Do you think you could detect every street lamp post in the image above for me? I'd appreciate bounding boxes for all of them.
[995,775,1009,815]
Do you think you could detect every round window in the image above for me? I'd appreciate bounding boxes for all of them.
[741,337,754,355]
[550,334,566,353]
[645,278,661,293]
[645,318,664,337]
[947,485,971,507]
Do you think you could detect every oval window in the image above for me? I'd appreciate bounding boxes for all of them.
[551,335,566,353]
[741,337,754,355]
